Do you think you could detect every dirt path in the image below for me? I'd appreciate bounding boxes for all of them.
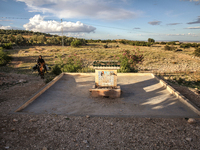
[0,73,200,149]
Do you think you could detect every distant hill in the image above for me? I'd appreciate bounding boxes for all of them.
[0,29,55,37]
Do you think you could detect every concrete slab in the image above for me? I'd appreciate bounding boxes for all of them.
[18,73,199,117]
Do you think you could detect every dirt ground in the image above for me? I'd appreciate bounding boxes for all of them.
[0,73,200,149]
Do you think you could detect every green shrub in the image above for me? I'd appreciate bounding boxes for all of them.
[164,45,176,51]
[0,47,12,66]
[118,49,144,73]
[71,40,82,47]
[45,75,55,84]
[2,43,13,49]
[148,38,155,43]
[52,64,62,75]
[194,48,200,57]
[103,44,108,48]
[60,54,83,72]
[160,41,166,45]
[119,40,126,44]
[78,67,95,73]
[180,43,190,49]
[164,45,171,51]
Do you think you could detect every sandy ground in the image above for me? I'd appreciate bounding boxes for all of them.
[0,73,200,149]
[19,74,198,118]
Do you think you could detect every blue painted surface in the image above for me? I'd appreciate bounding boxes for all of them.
[98,71,114,87]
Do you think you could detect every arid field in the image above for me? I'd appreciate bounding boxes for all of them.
[0,43,200,149]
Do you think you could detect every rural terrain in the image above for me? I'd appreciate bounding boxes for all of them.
[0,31,200,149]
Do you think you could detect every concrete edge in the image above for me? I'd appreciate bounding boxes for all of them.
[118,73,153,76]
[14,73,64,112]
[62,72,152,76]
[64,72,95,76]
[151,73,200,116]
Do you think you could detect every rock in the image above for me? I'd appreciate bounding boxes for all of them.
[177,127,183,131]
[186,137,192,142]
[11,128,15,131]
[19,79,27,83]
[29,119,38,122]
[42,147,47,150]
[83,140,88,144]
[110,123,113,126]
[5,146,9,149]
[86,115,90,118]
[13,119,18,122]
[188,118,196,124]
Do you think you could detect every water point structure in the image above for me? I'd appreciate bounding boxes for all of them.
[89,61,121,98]
[13,69,200,118]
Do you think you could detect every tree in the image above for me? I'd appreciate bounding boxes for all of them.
[37,35,46,44]
[71,39,82,47]
[15,34,25,45]
[7,34,15,43]
[148,38,155,43]
[31,35,38,43]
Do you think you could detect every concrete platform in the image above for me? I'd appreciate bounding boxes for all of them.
[15,73,200,117]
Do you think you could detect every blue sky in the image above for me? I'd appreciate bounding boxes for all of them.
[0,0,200,41]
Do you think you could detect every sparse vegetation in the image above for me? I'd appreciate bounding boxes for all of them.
[71,39,82,47]
[0,29,200,90]
[103,44,108,48]
[193,48,200,57]
[118,49,144,73]
[0,47,12,66]
[52,64,62,75]
[148,38,155,43]
[164,45,176,51]
[1,43,13,49]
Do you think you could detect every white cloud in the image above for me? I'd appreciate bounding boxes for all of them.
[166,33,198,37]
[0,25,12,29]
[166,34,185,36]
[185,26,200,29]
[23,14,96,33]
[64,33,85,37]
[16,0,142,20]
[148,21,161,25]
[180,0,200,4]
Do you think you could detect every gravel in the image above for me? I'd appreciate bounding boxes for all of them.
[0,73,200,149]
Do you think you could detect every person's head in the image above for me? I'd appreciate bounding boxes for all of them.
[39,55,42,59]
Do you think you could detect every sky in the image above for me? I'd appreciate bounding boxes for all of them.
[0,0,200,41]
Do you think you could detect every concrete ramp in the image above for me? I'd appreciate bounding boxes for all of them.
[15,73,200,118]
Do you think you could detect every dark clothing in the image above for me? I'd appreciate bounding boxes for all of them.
[37,58,47,72]
[37,58,45,65]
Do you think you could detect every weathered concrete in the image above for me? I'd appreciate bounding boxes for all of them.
[18,73,199,117]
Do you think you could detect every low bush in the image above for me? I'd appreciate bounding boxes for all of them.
[71,40,82,47]
[103,44,108,48]
[180,43,191,49]
[160,41,166,45]
[45,75,55,84]
[0,47,12,66]
[118,49,144,73]
[175,49,183,52]
[2,43,13,49]
[78,67,95,73]
[194,48,200,57]
[60,54,83,72]
[164,45,176,51]
[51,64,62,75]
